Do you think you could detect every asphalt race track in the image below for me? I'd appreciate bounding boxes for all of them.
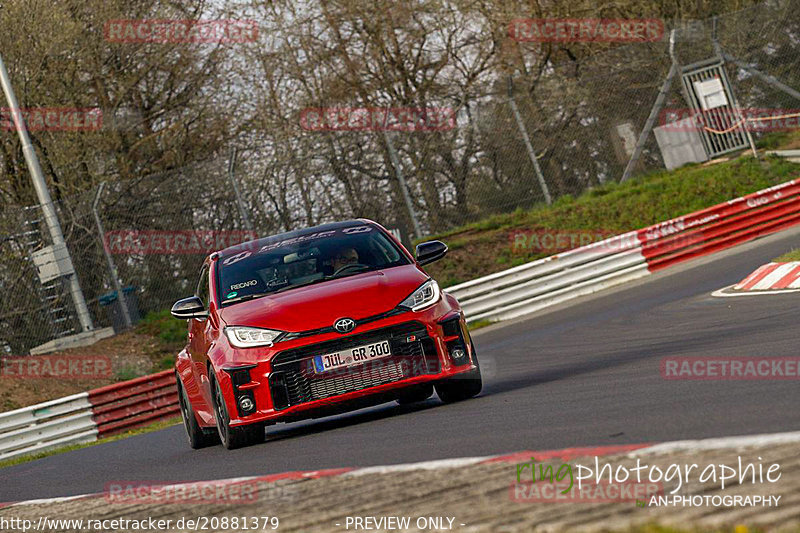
[4,228,800,503]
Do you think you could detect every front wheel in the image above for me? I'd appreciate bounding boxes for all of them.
[177,375,219,449]
[210,370,265,450]
[435,344,482,403]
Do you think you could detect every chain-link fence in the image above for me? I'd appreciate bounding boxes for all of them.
[0,159,248,354]
[2,0,800,353]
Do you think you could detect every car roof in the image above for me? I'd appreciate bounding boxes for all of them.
[214,219,377,259]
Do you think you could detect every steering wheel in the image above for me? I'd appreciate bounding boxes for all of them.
[332,263,371,277]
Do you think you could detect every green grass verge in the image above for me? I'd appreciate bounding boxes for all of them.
[423,152,800,287]
[773,249,800,262]
[0,416,181,470]
[467,319,494,331]
[428,156,798,242]
[139,309,188,346]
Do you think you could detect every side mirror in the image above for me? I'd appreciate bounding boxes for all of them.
[415,240,448,266]
[171,296,207,319]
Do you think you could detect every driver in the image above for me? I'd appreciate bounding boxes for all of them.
[332,247,359,272]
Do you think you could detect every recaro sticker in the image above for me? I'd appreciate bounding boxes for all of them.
[230,279,258,290]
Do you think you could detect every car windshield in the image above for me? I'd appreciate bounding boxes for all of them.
[216,224,409,306]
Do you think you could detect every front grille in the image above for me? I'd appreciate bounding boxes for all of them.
[270,321,439,409]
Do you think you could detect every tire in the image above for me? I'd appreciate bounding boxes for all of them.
[210,370,266,450]
[177,375,219,449]
[435,343,482,403]
[396,383,434,405]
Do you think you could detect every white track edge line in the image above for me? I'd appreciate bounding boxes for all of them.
[344,456,495,476]
[711,284,800,297]
[631,430,800,455]
[7,430,800,508]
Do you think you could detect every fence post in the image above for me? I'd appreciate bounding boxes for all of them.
[508,77,552,205]
[228,147,254,231]
[383,130,423,240]
[621,30,679,183]
[92,182,132,330]
[0,53,94,332]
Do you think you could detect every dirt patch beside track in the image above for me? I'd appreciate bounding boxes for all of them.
[3,440,800,532]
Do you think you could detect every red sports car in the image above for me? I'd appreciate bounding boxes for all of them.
[172,219,481,449]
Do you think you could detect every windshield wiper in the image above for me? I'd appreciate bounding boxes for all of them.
[271,277,332,294]
[225,269,376,303]
[222,292,272,305]
[329,264,373,279]
[272,269,373,294]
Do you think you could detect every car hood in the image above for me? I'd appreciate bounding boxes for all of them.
[218,264,428,332]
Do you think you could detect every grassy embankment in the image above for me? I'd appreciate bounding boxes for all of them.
[423,133,800,290]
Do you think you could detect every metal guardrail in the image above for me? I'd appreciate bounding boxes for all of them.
[89,370,178,438]
[449,178,800,323]
[0,393,96,462]
[2,178,799,460]
[0,370,178,462]
[449,232,649,322]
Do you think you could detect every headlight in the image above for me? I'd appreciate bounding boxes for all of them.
[398,280,441,311]
[224,326,284,348]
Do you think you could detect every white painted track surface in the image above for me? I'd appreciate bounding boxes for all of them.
[3,430,800,532]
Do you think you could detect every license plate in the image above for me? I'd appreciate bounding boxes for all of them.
[313,340,392,373]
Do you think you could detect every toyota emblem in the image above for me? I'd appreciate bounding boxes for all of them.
[334,318,356,333]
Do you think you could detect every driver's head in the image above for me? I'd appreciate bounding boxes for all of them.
[332,247,359,271]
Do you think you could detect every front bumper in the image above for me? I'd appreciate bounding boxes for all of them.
[217,302,476,427]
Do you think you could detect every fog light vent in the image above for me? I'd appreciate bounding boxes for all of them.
[238,394,256,414]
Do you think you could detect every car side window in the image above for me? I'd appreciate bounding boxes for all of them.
[369,233,400,264]
[196,265,210,309]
